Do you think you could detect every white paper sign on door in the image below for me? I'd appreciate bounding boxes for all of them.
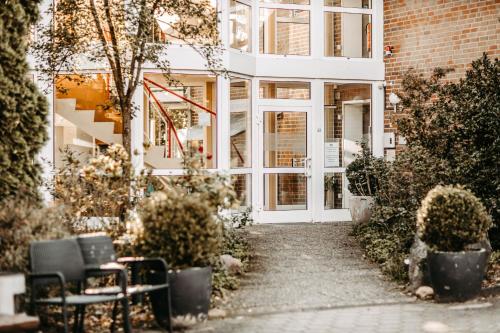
[325,142,340,167]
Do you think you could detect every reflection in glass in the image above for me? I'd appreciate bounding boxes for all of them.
[230,78,251,168]
[324,83,371,167]
[230,1,252,52]
[324,12,372,58]
[264,111,307,168]
[259,8,310,56]
[264,174,307,211]
[259,81,311,99]
[324,173,344,209]
[231,174,252,208]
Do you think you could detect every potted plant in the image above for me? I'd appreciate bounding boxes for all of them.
[133,151,237,327]
[324,175,337,209]
[417,185,492,302]
[345,141,384,223]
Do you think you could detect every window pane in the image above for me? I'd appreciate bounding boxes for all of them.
[324,12,372,58]
[230,78,251,168]
[259,81,310,99]
[324,83,371,168]
[264,111,307,168]
[324,0,371,8]
[264,174,307,211]
[324,173,344,209]
[230,1,252,52]
[143,73,217,169]
[259,8,310,56]
[261,0,310,4]
[231,174,252,208]
[54,74,121,168]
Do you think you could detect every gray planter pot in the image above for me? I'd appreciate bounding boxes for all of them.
[148,266,212,328]
[348,196,374,224]
[428,249,489,302]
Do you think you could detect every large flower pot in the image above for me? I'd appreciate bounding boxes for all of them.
[348,196,374,224]
[428,249,488,302]
[147,266,212,328]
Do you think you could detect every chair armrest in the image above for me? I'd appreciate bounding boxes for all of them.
[84,266,128,294]
[117,257,168,271]
[28,272,66,303]
[117,257,168,285]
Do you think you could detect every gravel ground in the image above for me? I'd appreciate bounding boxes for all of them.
[143,222,498,333]
[212,222,409,316]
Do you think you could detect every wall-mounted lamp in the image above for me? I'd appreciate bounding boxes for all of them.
[389,92,401,112]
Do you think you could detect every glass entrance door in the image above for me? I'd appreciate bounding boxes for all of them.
[257,106,313,223]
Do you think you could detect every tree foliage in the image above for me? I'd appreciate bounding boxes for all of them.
[0,0,48,202]
[33,0,222,154]
[353,54,500,282]
[398,54,500,247]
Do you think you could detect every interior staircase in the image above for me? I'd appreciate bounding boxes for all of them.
[55,98,123,145]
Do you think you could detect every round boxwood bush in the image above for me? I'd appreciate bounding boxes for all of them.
[135,189,222,269]
[417,185,492,252]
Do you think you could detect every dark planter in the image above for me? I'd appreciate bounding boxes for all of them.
[428,249,488,302]
[147,266,212,328]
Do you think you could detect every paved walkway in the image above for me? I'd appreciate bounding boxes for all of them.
[185,223,499,333]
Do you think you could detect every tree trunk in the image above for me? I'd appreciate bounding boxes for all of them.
[122,107,132,156]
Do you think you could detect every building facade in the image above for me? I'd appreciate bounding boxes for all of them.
[33,0,498,223]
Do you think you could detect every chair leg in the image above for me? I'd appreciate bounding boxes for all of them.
[167,287,173,333]
[72,305,80,333]
[121,299,133,333]
[62,304,70,333]
[110,301,118,333]
[78,305,86,333]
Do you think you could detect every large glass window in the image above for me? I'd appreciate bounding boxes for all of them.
[324,83,371,168]
[324,0,371,9]
[264,174,307,211]
[143,73,217,169]
[259,8,310,56]
[54,74,121,168]
[259,81,310,99]
[230,78,252,168]
[230,1,252,52]
[261,0,309,4]
[231,174,252,208]
[324,12,372,58]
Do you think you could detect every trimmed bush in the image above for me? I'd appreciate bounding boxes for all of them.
[345,140,386,196]
[136,189,222,269]
[417,185,492,252]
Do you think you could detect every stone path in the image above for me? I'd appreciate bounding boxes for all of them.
[180,223,498,333]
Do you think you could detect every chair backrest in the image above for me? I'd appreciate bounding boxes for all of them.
[30,238,86,283]
[77,234,117,266]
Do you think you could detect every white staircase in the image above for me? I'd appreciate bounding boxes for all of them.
[144,146,183,169]
[55,99,122,145]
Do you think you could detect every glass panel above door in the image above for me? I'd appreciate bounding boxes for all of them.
[263,111,307,168]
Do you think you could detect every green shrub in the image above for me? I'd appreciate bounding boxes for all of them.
[0,197,71,273]
[417,185,492,252]
[135,189,222,269]
[0,1,48,203]
[345,140,386,196]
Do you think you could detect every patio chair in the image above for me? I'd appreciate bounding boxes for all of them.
[29,238,132,333]
[76,234,172,332]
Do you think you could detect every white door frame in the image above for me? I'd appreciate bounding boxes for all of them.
[255,105,313,223]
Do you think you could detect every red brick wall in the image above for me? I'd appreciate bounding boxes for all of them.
[384,0,500,140]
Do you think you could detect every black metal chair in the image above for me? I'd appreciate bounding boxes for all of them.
[29,238,132,333]
[76,234,172,332]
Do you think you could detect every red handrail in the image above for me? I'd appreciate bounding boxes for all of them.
[231,140,245,164]
[144,77,216,116]
[144,82,185,155]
